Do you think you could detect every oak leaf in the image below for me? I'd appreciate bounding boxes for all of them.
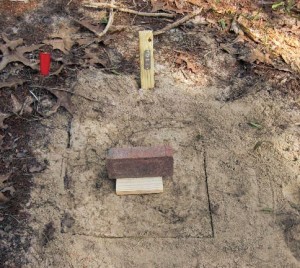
[0,35,43,71]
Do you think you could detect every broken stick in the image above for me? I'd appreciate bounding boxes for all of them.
[154,8,203,36]
[98,0,115,39]
[83,2,175,18]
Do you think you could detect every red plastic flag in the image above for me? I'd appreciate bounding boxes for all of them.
[39,52,51,76]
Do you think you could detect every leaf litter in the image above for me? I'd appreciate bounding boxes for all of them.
[175,51,199,73]
[151,0,188,13]
[46,88,75,115]
[0,79,26,89]
[83,46,109,68]
[150,0,300,74]
[10,94,34,115]
[48,22,78,52]
[42,39,69,54]
[0,34,43,71]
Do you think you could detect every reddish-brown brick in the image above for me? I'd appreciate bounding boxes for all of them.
[106,145,174,179]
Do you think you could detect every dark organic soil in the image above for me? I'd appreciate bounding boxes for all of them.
[0,0,40,16]
[0,91,36,267]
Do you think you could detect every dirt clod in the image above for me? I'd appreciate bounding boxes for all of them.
[42,222,55,246]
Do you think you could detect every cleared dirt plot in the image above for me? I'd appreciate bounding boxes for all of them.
[29,71,212,239]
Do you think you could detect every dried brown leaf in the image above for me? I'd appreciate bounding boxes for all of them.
[281,52,300,73]
[0,112,10,129]
[187,0,205,8]
[151,0,186,13]
[220,44,238,55]
[23,96,34,114]
[151,0,167,12]
[175,52,198,73]
[186,61,197,73]
[1,35,23,49]
[0,35,43,71]
[50,23,77,52]
[0,173,10,188]
[74,19,105,38]
[239,48,272,65]
[83,47,108,68]
[43,39,68,54]
[0,79,25,89]
[174,0,185,10]
[46,102,60,116]
[50,64,65,76]
[47,89,75,114]
[109,25,126,34]
[234,16,300,74]
[11,94,22,114]
[10,94,33,115]
[0,192,9,204]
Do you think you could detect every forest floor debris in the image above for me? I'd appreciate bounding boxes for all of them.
[0,0,299,267]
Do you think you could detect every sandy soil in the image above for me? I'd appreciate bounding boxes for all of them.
[23,63,300,267]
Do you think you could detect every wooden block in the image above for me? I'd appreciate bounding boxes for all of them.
[116,177,163,195]
[106,145,173,179]
[139,30,154,90]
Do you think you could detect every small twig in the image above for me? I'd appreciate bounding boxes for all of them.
[3,213,20,223]
[72,39,96,51]
[29,90,39,101]
[154,8,203,36]
[73,0,115,39]
[83,2,175,18]
[98,0,115,39]
[75,0,115,39]
[9,0,28,2]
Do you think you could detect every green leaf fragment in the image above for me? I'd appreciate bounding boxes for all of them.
[100,17,109,25]
[272,1,285,10]
[219,19,226,30]
[248,122,263,129]
[260,208,273,213]
[196,134,204,141]
[111,70,121,75]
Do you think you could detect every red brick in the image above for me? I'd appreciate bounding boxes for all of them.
[106,145,173,179]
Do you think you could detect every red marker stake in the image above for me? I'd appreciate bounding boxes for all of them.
[39,52,51,76]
